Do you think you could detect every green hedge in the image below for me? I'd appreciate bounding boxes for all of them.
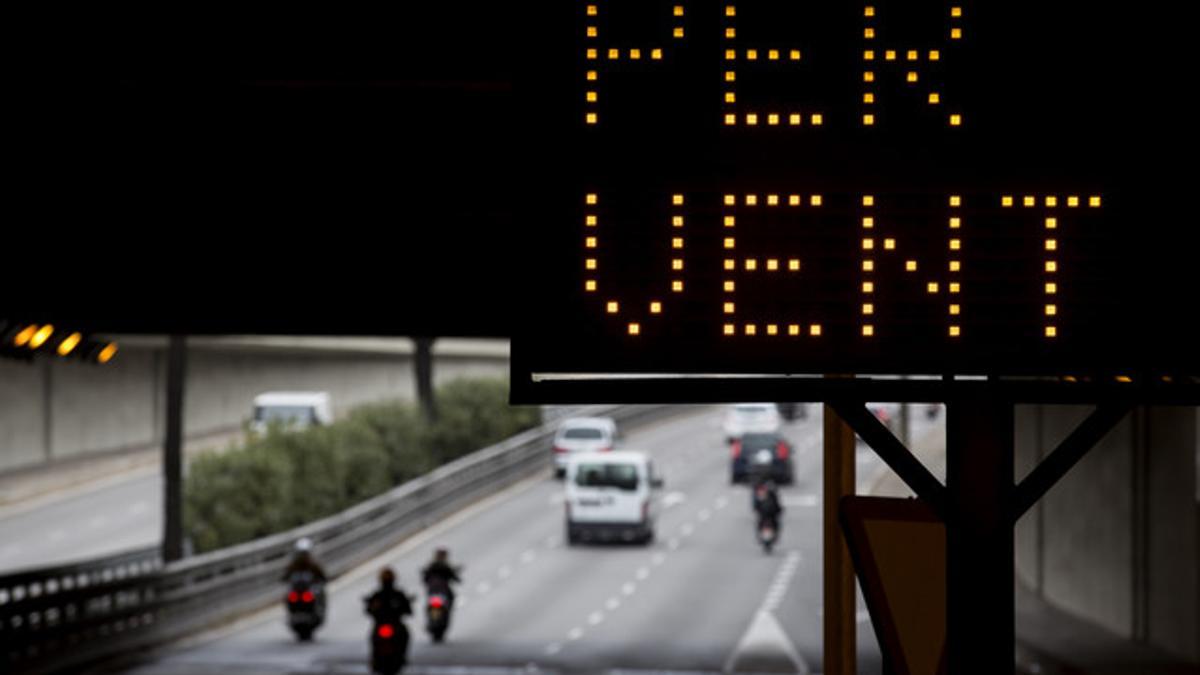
[184,378,540,553]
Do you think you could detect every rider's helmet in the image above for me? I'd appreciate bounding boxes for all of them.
[379,566,396,589]
[434,547,449,562]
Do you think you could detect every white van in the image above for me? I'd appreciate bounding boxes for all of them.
[250,392,333,434]
[564,451,662,545]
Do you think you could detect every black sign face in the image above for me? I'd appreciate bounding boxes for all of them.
[515,0,1195,389]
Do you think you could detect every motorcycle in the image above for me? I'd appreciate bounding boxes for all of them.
[426,591,451,642]
[370,620,408,675]
[757,517,779,554]
[285,572,326,641]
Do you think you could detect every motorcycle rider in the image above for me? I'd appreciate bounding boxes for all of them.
[752,477,784,537]
[421,548,461,608]
[281,537,328,583]
[365,567,414,666]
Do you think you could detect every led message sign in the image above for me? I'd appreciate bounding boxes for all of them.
[516,0,1190,385]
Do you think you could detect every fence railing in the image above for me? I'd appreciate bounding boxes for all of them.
[0,404,673,674]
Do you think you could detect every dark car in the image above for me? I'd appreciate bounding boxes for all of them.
[730,432,795,484]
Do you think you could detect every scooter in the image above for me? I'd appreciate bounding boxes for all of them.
[426,591,451,642]
[757,517,779,554]
[285,572,325,641]
[370,620,408,675]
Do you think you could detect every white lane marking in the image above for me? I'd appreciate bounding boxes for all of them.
[544,535,559,548]
[698,509,712,522]
[88,515,109,528]
[635,567,650,580]
[477,581,492,595]
[661,492,687,509]
[521,549,536,564]
[457,597,469,610]
[783,494,820,508]
[605,597,620,611]
[668,538,680,551]
[568,627,584,641]
[0,544,22,558]
[547,494,565,505]
[761,550,803,613]
[128,501,148,516]
[545,643,562,655]
[681,523,695,537]
[715,496,729,510]
[724,610,811,674]
[498,566,513,580]
[588,611,604,626]
[622,583,636,596]
[651,553,666,566]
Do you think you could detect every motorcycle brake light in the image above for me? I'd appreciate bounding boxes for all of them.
[301,590,315,603]
[378,624,395,639]
[731,441,742,458]
[430,596,445,608]
[287,591,299,603]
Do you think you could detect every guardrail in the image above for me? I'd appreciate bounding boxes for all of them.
[0,404,674,674]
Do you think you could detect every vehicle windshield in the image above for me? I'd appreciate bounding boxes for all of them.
[741,434,781,451]
[735,405,772,415]
[254,406,315,426]
[574,463,639,491]
[562,427,605,440]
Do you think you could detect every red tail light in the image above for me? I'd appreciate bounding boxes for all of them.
[641,501,650,521]
[776,441,789,460]
[600,446,612,452]
[287,591,299,603]
[429,596,445,609]
[377,624,395,639]
[731,441,742,458]
[301,590,315,603]
[553,446,567,454]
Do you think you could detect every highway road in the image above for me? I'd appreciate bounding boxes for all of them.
[94,405,941,674]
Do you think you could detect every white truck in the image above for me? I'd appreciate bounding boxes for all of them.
[250,391,333,435]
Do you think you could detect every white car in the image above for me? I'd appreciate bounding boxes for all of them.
[552,417,618,477]
[251,391,333,434]
[723,403,782,443]
[564,451,662,545]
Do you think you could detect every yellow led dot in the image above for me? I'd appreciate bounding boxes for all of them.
[724,259,736,270]
[907,72,918,83]
[1002,196,1014,207]
[745,324,757,336]
[951,6,962,17]
[672,259,683,271]
[671,237,683,249]
[864,6,875,17]
[724,113,737,126]
[766,259,779,271]
[585,236,597,248]
[1045,217,1057,229]
[1045,304,1057,316]
[673,27,684,38]
[587,70,597,81]
[885,50,896,61]
[724,281,735,292]
[726,49,737,61]
[863,260,874,272]
[949,261,961,272]
[949,239,960,250]
[951,28,962,40]
[724,194,736,206]
[1023,196,1036,207]
[767,324,778,336]
[865,50,875,61]
[746,113,758,125]
[586,26,597,38]
[724,324,736,336]
[745,259,757,271]
[651,49,663,60]
[865,28,875,39]
[788,324,800,336]
[672,215,684,227]
[672,280,684,292]
[724,215,736,227]
[724,302,735,314]
[789,195,801,206]
[884,238,896,250]
[725,28,736,39]
[606,301,619,313]
[672,194,684,206]
[863,238,875,250]
[587,49,598,60]
[927,282,939,293]
[674,5,684,17]
[788,113,801,125]
[864,71,875,82]
[587,5,597,16]
[1089,196,1101,207]
[630,49,641,60]
[950,195,961,207]
[586,215,597,226]
[906,260,917,271]
[586,112,598,125]
[1046,261,1057,273]
[863,281,875,293]
[864,92,875,104]
[726,71,737,82]
[608,49,619,60]
[766,194,779,206]
[586,91,597,103]
[586,193,597,205]
[949,282,960,293]
[768,50,779,60]
[790,50,801,60]
[949,114,962,126]
[863,217,874,228]
[863,303,874,315]
[725,92,737,103]
[812,114,823,125]
[628,323,640,335]
[1045,326,1057,338]
[747,49,758,60]
[1045,239,1057,251]
[724,237,736,249]
[1068,196,1080,207]
[864,114,875,126]
[585,280,597,292]
[767,113,779,126]
[948,218,961,231]
[811,194,823,205]
[907,50,919,61]
[788,259,800,271]
[950,325,961,337]
[810,324,822,336]
[929,93,941,105]
[586,258,597,270]
[949,304,960,315]
[745,194,757,206]
[1046,196,1057,207]
[863,325,875,337]
[1045,282,1057,294]
[726,6,736,17]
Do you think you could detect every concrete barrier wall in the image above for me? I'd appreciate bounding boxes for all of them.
[1015,405,1199,662]
[0,338,509,473]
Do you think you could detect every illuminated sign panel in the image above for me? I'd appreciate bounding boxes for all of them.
[517,0,1192,384]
